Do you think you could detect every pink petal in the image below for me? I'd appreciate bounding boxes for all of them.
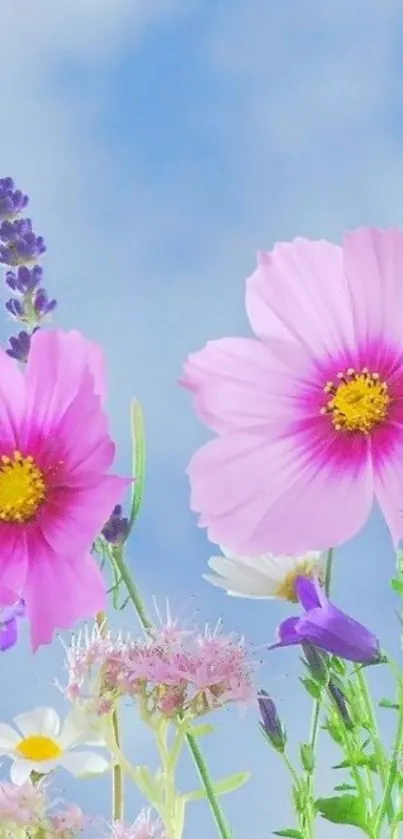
[65,330,107,402]
[188,427,374,554]
[39,474,129,555]
[373,422,403,547]
[0,349,25,451]
[24,540,106,650]
[24,330,106,438]
[0,524,29,593]
[343,228,403,348]
[246,239,355,357]
[181,337,317,433]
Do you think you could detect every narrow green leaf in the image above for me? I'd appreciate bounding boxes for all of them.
[273,830,303,838]
[379,698,400,710]
[334,783,356,792]
[315,795,370,832]
[185,771,251,801]
[333,754,378,772]
[129,399,146,527]
[330,656,347,676]
[185,723,214,738]
[300,676,322,700]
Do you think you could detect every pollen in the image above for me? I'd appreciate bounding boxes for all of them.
[0,450,46,523]
[321,368,390,434]
[16,734,63,761]
[275,560,323,603]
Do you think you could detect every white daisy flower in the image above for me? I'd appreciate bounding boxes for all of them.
[0,706,109,785]
[204,547,325,602]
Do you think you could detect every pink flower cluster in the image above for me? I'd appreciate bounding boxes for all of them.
[110,811,166,839]
[0,780,85,837]
[65,621,256,721]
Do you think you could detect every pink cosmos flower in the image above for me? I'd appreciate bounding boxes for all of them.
[182,229,403,554]
[0,328,128,648]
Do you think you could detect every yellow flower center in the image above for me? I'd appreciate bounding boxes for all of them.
[275,560,322,603]
[0,451,46,523]
[320,368,390,434]
[16,735,63,761]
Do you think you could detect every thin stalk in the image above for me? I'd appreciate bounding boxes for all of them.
[301,547,334,838]
[96,611,124,822]
[111,547,233,839]
[374,674,403,838]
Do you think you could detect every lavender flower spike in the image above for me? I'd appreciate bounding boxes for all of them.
[269,577,382,665]
[0,586,25,652]
[0,177,29,221]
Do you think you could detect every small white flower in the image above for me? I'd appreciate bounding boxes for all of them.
[204,547,325,602]
[0,706,109,785]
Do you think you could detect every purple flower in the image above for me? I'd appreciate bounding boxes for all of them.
[6,330,34,362]
[0,219,46,266]
[0,588,25,651]
[258,689,286,753]
[5,265,43,293]
[33,287,57,317]
[269,577,382,665]
[102,504,130,545]
[5,297,24,318]
[0,177,29,221]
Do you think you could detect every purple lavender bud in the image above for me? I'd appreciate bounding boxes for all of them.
[0,219,46,266]
[258,690,286,753]
[270,577,383,665]
[0,178,29,221]
[5,297,24,318]
[102,504,130,545]
[6,265,43,293]
[33,287,57,317]
[328,680,353,729]
[6,330,33,362]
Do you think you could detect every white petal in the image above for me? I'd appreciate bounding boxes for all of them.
[59,750,109,777]
[14,708,61,739]
[59,708,105,749]
[0,723,20,752]
[206,556,278,597]
[10,759,35,785]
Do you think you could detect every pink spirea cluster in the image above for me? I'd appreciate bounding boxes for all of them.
[65,621,256,719]
[110,811,166,839]
[0,780,85,837]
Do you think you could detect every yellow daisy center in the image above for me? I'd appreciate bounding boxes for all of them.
[0,450,46,523]
[320,368,390,434]
[275,560,322,603]
[16,735,63,761]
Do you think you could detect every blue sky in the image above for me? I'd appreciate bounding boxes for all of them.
[1,1,403,836]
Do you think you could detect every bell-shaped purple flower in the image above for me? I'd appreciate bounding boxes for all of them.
[269,577,382,665]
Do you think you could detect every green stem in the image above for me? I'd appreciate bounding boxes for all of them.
[301,547,334,838]
[111,546,233,839]
[374,675,403,838]
[111,708,123,821]
[97,612,124,822]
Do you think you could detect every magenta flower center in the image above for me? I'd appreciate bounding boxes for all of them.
[320,367,390,434]
[0,450,46,522]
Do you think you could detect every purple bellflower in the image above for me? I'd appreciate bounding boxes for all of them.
[270,577,382,665]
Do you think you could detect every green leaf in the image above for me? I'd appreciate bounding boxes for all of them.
[315,795,370,832]
[333,754,378,772]
[379,698,400,710]
[391,578,403,595]
[185,771,251,801]
[185,723,215,737]
[334,783,356,792]
[273,830,303,838]
[129,399,146,527]
[330,656,347,676]
[300,676,322,700]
